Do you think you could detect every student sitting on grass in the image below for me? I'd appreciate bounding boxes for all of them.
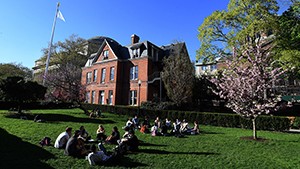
[132,115,140,129]
[117,130,139,152]
[89,107,101,118]
[123,118,134,130]
[180,119,191,134]
[54,127,72,149]
[65,130,89,158]
[79,126,91,141]
[140,116,151,134]
[154,116,161,129]
[161,121,169,136]
[151,124,162,136]
[96,125,107,141]
[165,118,172,130]
[191,121,200,135]
[105,126,120,144]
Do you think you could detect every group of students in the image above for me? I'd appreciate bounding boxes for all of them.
[54,126,91,158]
[54,124,139,166]
[53,115,200,166]
[123,115,200,137]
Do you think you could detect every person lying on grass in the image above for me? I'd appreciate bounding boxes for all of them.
[87,144,123,166]
[54,127,72,149]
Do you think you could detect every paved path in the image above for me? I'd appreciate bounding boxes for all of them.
[287,129,300,133]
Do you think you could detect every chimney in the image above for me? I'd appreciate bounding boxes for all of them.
[131,34,140,44]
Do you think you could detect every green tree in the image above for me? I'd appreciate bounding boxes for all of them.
[274,2,300,80]
[0,63,32,80]
[193,75,220,110]
[0,77,47,113]
[39,35,89,114]
[197,0,279,62]
[161,43,194,107]
[35,34,87,82]
[41,34,87,66]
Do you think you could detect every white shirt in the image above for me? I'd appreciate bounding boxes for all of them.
[54,131,70,148]
[87,151,110,166]
[126,120,133,127]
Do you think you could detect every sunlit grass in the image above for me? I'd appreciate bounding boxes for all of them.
[0,109,299,168]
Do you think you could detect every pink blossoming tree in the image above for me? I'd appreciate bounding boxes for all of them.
[45,62,88,114]
[212,42,285,139]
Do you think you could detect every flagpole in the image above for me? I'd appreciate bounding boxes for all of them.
[43,2,60,85]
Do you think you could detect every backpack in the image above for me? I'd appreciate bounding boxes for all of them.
[39,137,51,146]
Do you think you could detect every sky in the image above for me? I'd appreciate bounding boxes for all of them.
[0,0,289,69]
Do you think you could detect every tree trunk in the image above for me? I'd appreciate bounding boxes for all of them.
[75,101,90,115]
[17,104,22,114]
[252,118,257,140]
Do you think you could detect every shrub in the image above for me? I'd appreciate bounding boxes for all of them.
[291,117,300,129]
[81,103,291,131]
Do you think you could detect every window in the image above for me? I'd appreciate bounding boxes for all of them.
[93,69,97,82]
[101,68,106,83]
[103,50,109,59]
[155,51,159,61]
[110,67,115,81]
[86,72,92,84]
[91,90,96,104]
[151,48,155,58]
[201,66,207,71]
[130,66,138,80]
[132,49,139,58]
[86,92,90,103]
[129,90,137,105]
[108,90,113,105]
[99,91,105,105]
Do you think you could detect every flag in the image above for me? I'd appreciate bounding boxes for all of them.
[57,10,65,22]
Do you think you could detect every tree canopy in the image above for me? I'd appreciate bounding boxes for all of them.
[274,2,300,79]
[197,0,279,62]
[211,42,285,139]
[0,76,47,113]
[35,35,88,82]
[45,61,87,114]
[40,34,87,66]
[161,43,194,107]
[0,63,32,80]
[37,35,89,114]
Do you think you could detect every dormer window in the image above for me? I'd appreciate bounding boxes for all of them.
[132,49,139,58]
[103,50,109,60]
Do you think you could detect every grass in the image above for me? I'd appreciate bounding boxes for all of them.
[0,109,300,168]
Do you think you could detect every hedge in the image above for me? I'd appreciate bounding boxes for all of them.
[82,103,291,131]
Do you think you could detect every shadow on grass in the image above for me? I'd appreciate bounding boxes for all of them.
[0,128,55,169]
[5,113,115,124]
[138,148,220,156]
[102,156,148,168]
[139,141,168,147]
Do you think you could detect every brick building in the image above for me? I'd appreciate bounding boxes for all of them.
[81,34,189,106]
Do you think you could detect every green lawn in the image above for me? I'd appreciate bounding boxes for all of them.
[0,109,299,169]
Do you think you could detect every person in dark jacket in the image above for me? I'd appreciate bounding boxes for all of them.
[105,126,120,144]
